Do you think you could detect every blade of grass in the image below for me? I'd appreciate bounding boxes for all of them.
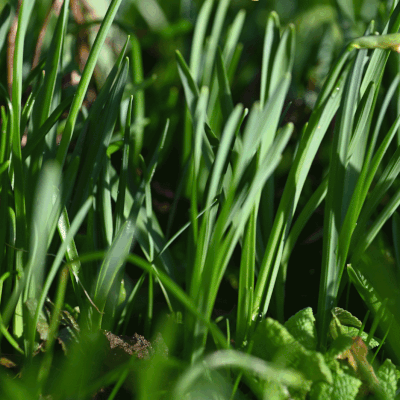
[70,57,129,216]
[114,96,133,235]
[189,0,214,84]
[56,0,124,168]
[11,0,36,339]
[260,12,280,107]
[130,34,145,170]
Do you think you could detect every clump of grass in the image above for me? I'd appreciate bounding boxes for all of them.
[1,0,400,399]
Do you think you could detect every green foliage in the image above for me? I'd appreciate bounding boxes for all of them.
[1,0,400,398]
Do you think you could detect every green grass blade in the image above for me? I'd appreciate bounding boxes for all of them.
[222,9,245,66]
[56,0,124,168]
[30,196,93,357]
[176,50,200,119]
[260,12,280,107]
[130,34,145,169]
[236,208,256,348]
[216,47,234,123]
[281,176,328,269]
[22,94,74,159]
[98,159,114,248]
[205,105,243,209]
[317,47,367,350]
[189,0,214,84]
[11,0,36,339]
[201,0,230,88]
[252,64,347,323]
[114,96,133,235]
[268,24,295,101]
[70,58,129,215]
[92,218,136,331]
[70,36,129,163]
[0,4,11,54]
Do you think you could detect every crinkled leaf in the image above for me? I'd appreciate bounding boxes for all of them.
[284,307,317,351]
[329,311,379,348]
[332,307,362,328]
[252,318,332,384]
[377,359,399,399]
[310,372,362,400]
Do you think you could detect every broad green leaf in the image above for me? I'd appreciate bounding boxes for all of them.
[377,359,399,399]
[309,372,361,400]
[252,318,332,384]
[284,307,317,351]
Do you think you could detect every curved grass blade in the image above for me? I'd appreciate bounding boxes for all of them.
[189,0,214,84]
[260,11,280,107]
[56,0,124,168]
[201,0,230,88]
[92,217,136,331]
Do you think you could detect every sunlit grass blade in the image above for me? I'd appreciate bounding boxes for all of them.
[215,47,234,123]
[222,9,245,66]
[260,11,280,107]
[201,0,230,88]
[92,218,136,331]
[190,87,209,246]
[189,0,214,84]
[208,8,245,129]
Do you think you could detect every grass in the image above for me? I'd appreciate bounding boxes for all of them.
[1,0,400,399]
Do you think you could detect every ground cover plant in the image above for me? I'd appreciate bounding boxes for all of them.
[2,0,400,398]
